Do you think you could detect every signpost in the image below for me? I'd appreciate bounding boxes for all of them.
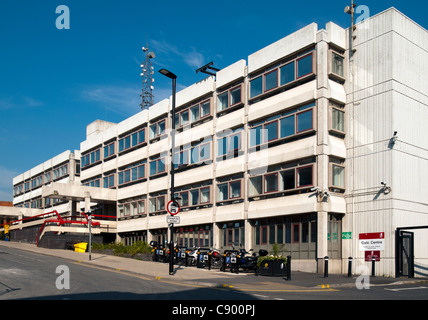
[166,200,180,275]
[365,250,380,262]
[167,200,180,216]
[88,211,92,261]
[167,215,180,225]
[159,68,178,276]
[359,232,384,262]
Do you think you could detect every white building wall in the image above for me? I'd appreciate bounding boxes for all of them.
[344,8,428,276]
[12,150,81,217]
[10,7,425,277]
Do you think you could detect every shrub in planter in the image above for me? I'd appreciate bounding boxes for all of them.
[257,256,288,276]
[91,241,152,259]
[256,243,288,277]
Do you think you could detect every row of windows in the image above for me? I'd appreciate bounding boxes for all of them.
[250,51,314,99]
[174,182,212,209]
[250,102,314,147]
[249,165,314,197]
[15,197,67,209]
[174,141,211,168]
[119,215,332,260]
[92,163,343,194]
[118,160,146,186]
[118,200,145,218]
[81,100,344,174]
[13,163,74,196]
[81,149,100,168]
[122,101,340,172]
[218,85,243,112]
[84,136,344,193]
[116,157,345,217]
[253,215,317,246]
[79,47,345,178]
[174,99,211,128]
[80,48,346,187]
[118,128,146,153]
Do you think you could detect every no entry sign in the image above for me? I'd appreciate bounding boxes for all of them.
[167,200,180,215]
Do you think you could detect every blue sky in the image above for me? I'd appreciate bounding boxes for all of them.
[0,0,426,200]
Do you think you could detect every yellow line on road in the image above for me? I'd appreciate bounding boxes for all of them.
[72,261,206,289]
[72,261,340,293]
[234,288,339,293]
[72,261,152,281]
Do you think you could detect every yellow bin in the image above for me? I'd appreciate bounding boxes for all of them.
[74,242,88,253]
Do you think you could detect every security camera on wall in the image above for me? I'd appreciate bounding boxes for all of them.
[392,131,398,143]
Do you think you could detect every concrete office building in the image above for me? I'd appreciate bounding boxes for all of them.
[5,7,428,276]
[12,150,81,214]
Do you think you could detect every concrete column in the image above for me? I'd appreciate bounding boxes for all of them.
[245,220,253,251]
[212,222,221,249]
[18,214,23,230]
[146,231,154,245]
[317,211,328,273]
[84,192,91,213]
[71,200,78,220]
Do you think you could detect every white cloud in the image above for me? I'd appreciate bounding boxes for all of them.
[150,39,207,70]
[183,48,205,69]
[81,84,141,116]
[0,96,43,110]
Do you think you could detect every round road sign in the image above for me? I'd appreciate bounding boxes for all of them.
[167,200,180,215]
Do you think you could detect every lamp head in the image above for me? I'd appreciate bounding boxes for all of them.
[159,69,177,79]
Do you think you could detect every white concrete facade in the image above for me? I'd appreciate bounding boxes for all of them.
[343,8,428,277]
[79,17,349,274]
[9,7,428,276]
[12,150,81,218]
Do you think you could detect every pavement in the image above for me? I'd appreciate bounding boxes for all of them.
[1,241,427,293]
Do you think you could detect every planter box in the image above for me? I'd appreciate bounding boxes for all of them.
[258,259,288,277]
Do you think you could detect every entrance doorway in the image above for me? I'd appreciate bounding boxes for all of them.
[396,230,414,278]
[395,225,428,278]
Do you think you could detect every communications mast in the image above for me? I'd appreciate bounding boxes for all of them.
[140,47,155,110]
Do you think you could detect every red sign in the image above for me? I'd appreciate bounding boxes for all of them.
[167,200,180,215]
[365,250,380,262]
[359,232,384,240]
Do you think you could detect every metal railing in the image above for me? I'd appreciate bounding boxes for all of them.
[0,210,116,246]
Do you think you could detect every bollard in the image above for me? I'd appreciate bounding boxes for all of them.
[208,252,212,270]
[324,256,329,278]
[348,257,353,277]
[197,251,202,268]
[235,253,240,274]
[287,255,292,281]
[221,253,227,272]
[372,256,376,277]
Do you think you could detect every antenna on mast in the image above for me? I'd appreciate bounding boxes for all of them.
[140,46,156,110]
[344,0,357,55]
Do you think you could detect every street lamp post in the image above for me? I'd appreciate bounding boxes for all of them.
[88,210,92,261]
[159,68,177,276]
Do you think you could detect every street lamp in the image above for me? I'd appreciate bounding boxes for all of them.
[87,210,92,261]
[159,68,177,275]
